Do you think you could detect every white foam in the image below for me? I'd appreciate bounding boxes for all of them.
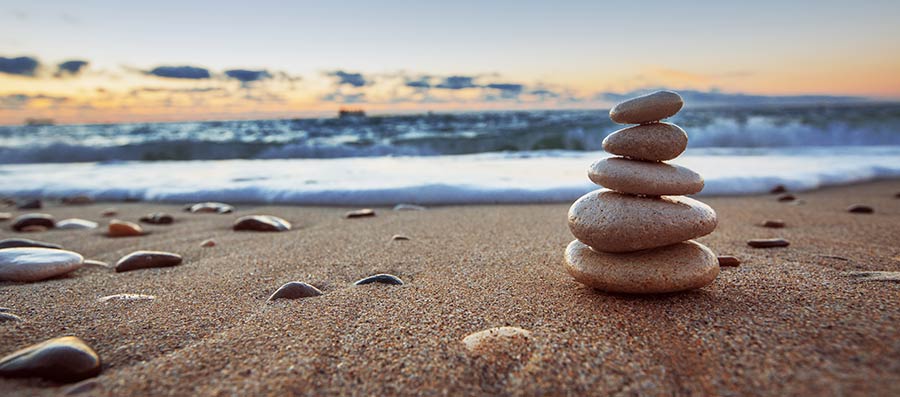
[1,147,898,205]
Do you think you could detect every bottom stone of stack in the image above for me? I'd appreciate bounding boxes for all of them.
[564,239,719,294]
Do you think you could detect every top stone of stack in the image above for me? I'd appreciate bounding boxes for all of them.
[609,90,683,124]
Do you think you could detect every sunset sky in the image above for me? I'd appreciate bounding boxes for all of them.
[1,0,899,125]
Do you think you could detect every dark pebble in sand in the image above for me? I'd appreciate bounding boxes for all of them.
[354,273,404,285]
[21,225,48,233]
[0,312,23,322]
[717,256,741,267]
[268,281,324,301]
[0,336,101,383]
[12,213,55,232]
[770,185,787,194]
[0,238,62,250]
[187,202,234,214]
[17,199,42,210]
[233,215,291,232]
[747,238,790,248]
[895,192,900,198]
[60,195,94,205]
[345,208,376,218]
[776,194,796,202]
[100,208,118,217]
[846,204,873,214]
[114,251,182,273]
[391,234,410,241]
[139,212,174,224]
[762,219,785,228]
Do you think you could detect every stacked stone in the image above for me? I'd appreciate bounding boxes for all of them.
[564,90,719,294]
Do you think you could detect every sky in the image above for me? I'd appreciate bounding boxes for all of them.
[1,0,899,125]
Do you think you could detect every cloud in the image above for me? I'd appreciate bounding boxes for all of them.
[0,93,68,110]
[0,56,39,76]
[329,70,366,87]
[436,76,477,90]
[129,87,224,96]
[147,65,211,79]
[225,69,272,83]
[405,77,431,88]
[321,92,366,103]
[56,60,89,77]
[484,83,524,98]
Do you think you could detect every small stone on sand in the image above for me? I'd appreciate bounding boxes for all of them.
[0,336,101,382]
[17,199,42,209]
[98,293,156,302]
[747,238,790,248]
[777,194,796,202]
[345,208,376,218]
[139,212,174,224]
[393,204,426,211]
[56,218,99,230]
[20,225,48,233]
[200,239,216,247]
[717,256,741,267]
[0,212,10,222]
[187,202,234,214]
[114,251,182,273]
[846,204,873,214]
[762,219,786,228]
[391,234,410,241]
[463,326,532,354]
[107,219,143,237]
[233,215,291,232]
[354,273,404,285]
[12,213,55,232]
[0,248,84,282]
[770,185,787,194]
[0,238,62,250]
[268,282,324,301]
[100,208,118,217]
[60,195,94,205]
[845,271,900,282]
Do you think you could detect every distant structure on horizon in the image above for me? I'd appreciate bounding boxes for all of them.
[338,108,366,119]
[24,118,55,126]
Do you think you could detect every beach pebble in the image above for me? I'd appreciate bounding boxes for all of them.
[0,336,101,383]
[777,194,796,202]
[609,90,683,124]
[0,248,84,282]
[770,185,787,194]
[233,215,291,232]
[846,204,873,214]
[0,212,10,222]
[268,281,324,301]
[100,208,118,217]
[845,271,900,282]
[0,312,23,322]
[17,199,42,210]
[56,218,99,230]
[0,238,62,250]
[139,212,174,224]
[393,203,426,211]
[762,219,785,228]
[462,326,533,355]
[98,293,155,302]
[747,238,790,248]
[602,122,688,161]
[200,239,216,247]
[114,251,182,273]
[588,157,703,196]
[391,234,410,241]
[354,273,404,285]
[21,225,48,233]
[82,260,109,268]
[107,219,143,237]
[345,208,376,218]
[565,239,719,293]
[717,256,741,267]
[60,195,94,205]
[568,189,717,253]
[187,202,234,214]
[12,213,55,232]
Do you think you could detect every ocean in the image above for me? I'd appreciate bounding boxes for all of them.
[1,103,899,205]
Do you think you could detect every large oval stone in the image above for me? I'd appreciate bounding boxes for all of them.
[0,336,101,383]
[602,122,688,161]
[115,251,182,272]
[588,157,703,196]
[0,248,84,282]
[12,213,55,232]
[609,90,683,124]
[564,239,719,294]
[568,189,717,252]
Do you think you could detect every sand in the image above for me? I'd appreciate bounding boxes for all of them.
[1,180,899,396]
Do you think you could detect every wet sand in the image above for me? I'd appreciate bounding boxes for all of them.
[1,180,899,396]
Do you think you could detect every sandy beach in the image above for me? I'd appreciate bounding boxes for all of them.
[1,180,898,396]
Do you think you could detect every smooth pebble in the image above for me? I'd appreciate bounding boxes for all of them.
[268,282,324,301]
[0,248,84,282]
[588,157,703,196]
[232,215,291,232]
[115,251,182,272]
[0,336,101,382]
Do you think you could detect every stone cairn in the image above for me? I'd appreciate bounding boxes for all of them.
[564,90,719,294]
